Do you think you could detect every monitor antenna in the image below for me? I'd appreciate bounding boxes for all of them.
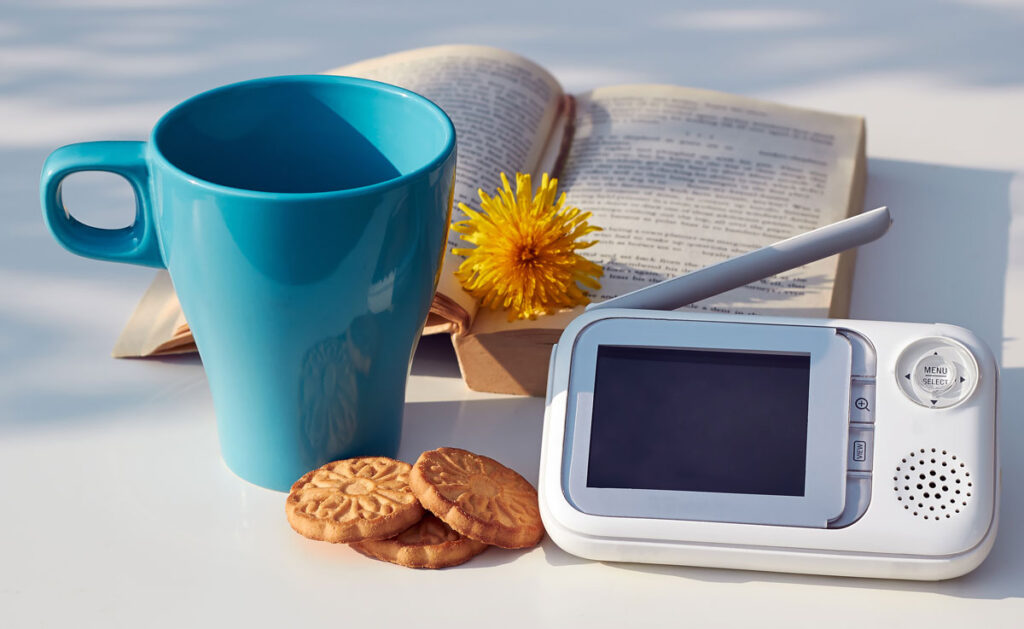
[588,206,892,312]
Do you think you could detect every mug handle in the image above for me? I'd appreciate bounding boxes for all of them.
[40,141,164,268]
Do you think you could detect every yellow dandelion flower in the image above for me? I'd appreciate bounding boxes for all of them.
[452,172,603,321]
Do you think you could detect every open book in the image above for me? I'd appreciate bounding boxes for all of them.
[114,44,867,396]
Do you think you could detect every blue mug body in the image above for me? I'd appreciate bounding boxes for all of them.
[40,76,457,491]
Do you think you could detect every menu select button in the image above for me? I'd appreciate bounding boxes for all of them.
[913,353,958,394]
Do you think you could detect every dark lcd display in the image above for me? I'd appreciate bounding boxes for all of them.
[587,346,810,496]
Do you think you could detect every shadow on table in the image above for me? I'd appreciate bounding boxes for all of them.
[409,333,463,379]
[850,158,1014,360]
[6,0,1024,108]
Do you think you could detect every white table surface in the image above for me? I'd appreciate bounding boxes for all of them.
[3,1,1024,626]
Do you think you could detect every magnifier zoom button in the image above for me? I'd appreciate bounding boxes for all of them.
[850,380,875,424]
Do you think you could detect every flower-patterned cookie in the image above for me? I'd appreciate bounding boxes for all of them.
[351,513,488,569]
[286,457,423,543]
[410,447,544,549]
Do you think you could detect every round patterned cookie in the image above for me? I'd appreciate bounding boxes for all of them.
[410,447,544,549]
[286,457,424,544]
[350,513,489,569]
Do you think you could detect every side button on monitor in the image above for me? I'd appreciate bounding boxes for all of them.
[828,472,872,529]
[839,329,877,378]
[848,425,874,472]
[850,380,875,424]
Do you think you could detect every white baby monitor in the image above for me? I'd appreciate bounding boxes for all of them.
[539,208,999,580]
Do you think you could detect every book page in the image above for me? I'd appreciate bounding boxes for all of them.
[564,84,863,316]
[470,84,864,336]
[111,270,194,357]
[330,45,566,329]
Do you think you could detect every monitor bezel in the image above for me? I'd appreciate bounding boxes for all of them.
[563,317,851,528]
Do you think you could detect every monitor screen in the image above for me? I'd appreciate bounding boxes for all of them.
[587,346,810,496]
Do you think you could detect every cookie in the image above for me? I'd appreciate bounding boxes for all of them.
[286,457,424,544]
[410,447,544,549]
[350,513,489,569]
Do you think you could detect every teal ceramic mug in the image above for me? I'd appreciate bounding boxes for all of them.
[40,76,457,491]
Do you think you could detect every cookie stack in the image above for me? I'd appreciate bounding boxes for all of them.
[286,447,544,569]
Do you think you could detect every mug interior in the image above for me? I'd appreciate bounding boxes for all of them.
[153,76,452,194]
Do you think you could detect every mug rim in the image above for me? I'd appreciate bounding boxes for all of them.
[148,74,456,199]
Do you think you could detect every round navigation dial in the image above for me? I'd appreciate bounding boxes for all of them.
[896,338,978,409]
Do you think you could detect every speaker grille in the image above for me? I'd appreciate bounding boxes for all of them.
[893,448,972,520]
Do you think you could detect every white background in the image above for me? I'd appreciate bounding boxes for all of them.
[2,0,1023,626]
